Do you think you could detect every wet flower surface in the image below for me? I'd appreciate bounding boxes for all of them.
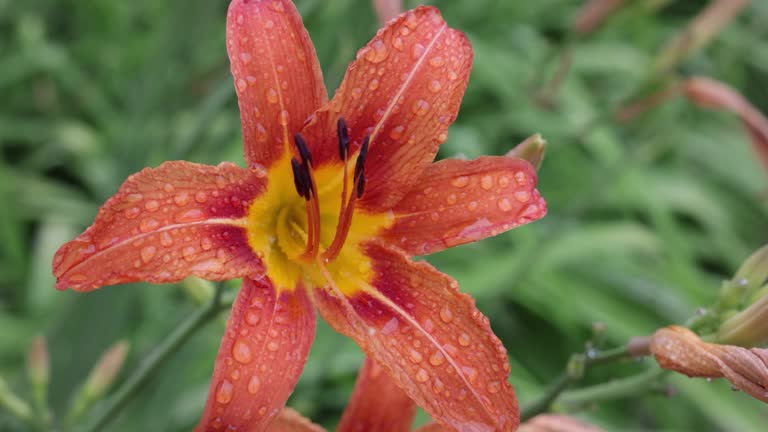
[52,0,546,430]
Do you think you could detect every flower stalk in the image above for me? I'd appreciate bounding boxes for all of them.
[82,283,225,432]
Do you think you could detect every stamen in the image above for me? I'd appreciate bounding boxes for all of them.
[292,133,322,260]
[338,117,350,161]
[294,133,313,166]
[290,157,309,199]
[322,134,370,262]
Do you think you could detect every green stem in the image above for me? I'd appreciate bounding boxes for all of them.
[520,345,637,421]
[559,367,667,407]
[81,285,226,432]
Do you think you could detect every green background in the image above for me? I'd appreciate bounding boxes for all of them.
[1,0,767,430]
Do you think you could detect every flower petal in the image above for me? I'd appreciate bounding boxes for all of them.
[311,241,519,431]
[227,0,327,169]
[196,278,316,431]
[301,6,473,210]
[53,161,266,291]
[266,408,326,432]
[337,358,417,432]
[413,424,450,432]
[381,156,546,256]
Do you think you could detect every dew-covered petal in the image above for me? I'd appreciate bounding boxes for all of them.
[312,241,519,432]
[266,408,326,432]
[381,156,546,256]
[337,358,416,432]
[53,161,267,291]
[413,423,450,432]
[300,6,472,210]
[196,278,316,432]
[227,0,327,169]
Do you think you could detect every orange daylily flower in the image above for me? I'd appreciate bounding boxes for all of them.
[52,1,546,431]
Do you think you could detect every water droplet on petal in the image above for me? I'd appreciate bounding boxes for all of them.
[139,218,159,233]
[233,339,253,364]
[415,368,429,383]
[429,80,442,93]
[458,332,471,346]
[462,366,478,383]
[216,380,234,404]
[160,232,173,247]
[429,56,445,67]
[389,125,405,140]
[480,175,494,191]
[245,310,260,326]
[411,43,425,59]
[487,381,502,394]
[278,110,289,126]
[409,349,423,363]
[174,193,190,206]
[266,88,279,104]
[368,78,380,91]
[125,207,141,219]
[392,37,404,51]
[182,246,197,261]
[364,39,388,63]
[351,87,363,99]
[439,306,454,323]
[267,341,279,352]
[126,193,143,203]
[143,200,159,211]
[175,208,205,223]
[429,351,446,366]
[497,198,513,212]
[514,190,531,203]
[247,375,261,394]
[255,123,268,143]
[265,19,274,29]
[467,201,479,211]
[451,176,469,188]
[412,99,429,116]
[446,193,457,205]
[236,78,247,92]
[140,246,156,263]
[195,191,208,203]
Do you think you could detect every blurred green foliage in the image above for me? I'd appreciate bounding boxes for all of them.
[1,0,767,430]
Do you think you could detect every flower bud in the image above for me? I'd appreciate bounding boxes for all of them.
[68,341,129,422]
[573,0,625,35]
[655,0,749,72]
[718,291,768,347]
[506,134,546,171]
[719,244,768,310]
[27,336,49,391]
[650,326,768,403]
[372,0,402,24]
[519,414,606,432]
[84,341,129,399]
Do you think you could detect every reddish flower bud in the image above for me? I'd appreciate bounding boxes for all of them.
[650,326,768,403]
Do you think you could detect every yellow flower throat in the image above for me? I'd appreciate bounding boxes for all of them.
[246,137,392,296]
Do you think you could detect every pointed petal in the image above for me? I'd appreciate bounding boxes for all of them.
[53,161,267,291]
[227,0,327,169]
[312,241,519,431]
[266,408,325,432]
[301,6,473,210]
[196,278,316,431]
[381,156,546,256]
[337,358,416,432]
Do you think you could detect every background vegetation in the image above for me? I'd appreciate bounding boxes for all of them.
[1,0,767,430]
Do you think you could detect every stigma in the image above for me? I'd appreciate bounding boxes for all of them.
[289,117,369,263]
